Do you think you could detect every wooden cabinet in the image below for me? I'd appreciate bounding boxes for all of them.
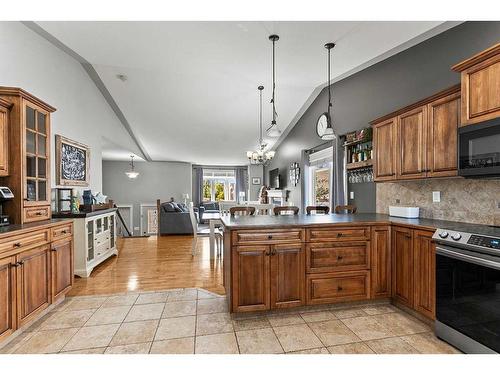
[307,241,370,273]
[391,226,414,307]
[0,255,16,341]
[0,98,11,177]
[372,86,460,182]
[452,43,500,126]
[373,117,397,181]
[397,106,427,179]
[270,244,305,309]
[232,245,270,312]
[371,226,391,298]
[306,271,370,305]
[413,230,435,319]
[427,92,460,177]
[0,87,55,224]
[51,238,74,302]
[16,245,51,327]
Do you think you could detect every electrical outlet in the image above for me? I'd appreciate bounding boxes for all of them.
[349,191,354,199]
[432,191,441,203]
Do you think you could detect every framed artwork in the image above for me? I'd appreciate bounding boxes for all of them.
[55,135,90,186]
[289,162,300,187]
[252,177,261,185]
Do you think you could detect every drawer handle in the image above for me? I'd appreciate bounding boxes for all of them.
[265,250,271,256]
[13,242,22,248]
[337,233,343,238]
[51,247,57,252]
[337,286,343,291]
[36,212,43,216]
[268,235,273,240]
[337,255,343,261]
[11,262,21,268]
[61,230,67,234]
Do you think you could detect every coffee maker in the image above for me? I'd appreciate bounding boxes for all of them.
[0,186,14,226]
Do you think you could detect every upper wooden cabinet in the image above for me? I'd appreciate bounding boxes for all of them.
[373,117,397,181]
[0,99,11,177]
[372,86,460,182]
[452,43,500,126]
[0,87,56,224]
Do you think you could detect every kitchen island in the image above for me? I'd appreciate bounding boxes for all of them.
[221,213,499,318]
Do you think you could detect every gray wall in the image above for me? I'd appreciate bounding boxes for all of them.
[102,160,192,234]
[248,164,264,201]
[266,21,500,212]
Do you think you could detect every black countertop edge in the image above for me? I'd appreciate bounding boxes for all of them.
[52,208,117,219]
[220,213,500,238]
[0,218,73,237]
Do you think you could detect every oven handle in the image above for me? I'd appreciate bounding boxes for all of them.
[436,245,500,271]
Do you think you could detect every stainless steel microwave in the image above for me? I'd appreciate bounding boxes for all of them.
[459,118,500,177]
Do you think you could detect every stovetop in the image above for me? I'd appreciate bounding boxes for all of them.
[433,227,500,256]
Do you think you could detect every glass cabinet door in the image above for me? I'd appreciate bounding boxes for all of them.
[110,214,115,249]
[24,104,49,203]
[87,220,95,262]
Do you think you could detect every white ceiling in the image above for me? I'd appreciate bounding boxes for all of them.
[37,21,454,165]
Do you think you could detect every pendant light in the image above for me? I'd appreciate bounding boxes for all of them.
[266,34,281,138]
[321,42,336,141]
[246,86,275,164]
[125,155,139,179]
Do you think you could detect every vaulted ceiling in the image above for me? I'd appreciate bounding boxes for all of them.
[36,21,458,164]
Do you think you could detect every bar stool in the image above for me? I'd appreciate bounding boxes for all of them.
[306,206,330,215]
[334,205,357,214]
[273,206,300,215]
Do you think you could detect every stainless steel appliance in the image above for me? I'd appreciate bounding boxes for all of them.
[459,117,500,177]
[0,186,14,226]
[433,227,500,353]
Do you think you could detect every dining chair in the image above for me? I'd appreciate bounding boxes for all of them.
[334,205,357,214]
[273,206,300,215]
[306,205,330,215]
[229,206,256,216]
[189,202,223,256]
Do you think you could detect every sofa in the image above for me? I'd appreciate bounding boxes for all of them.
[198,201,220,224]
[157,201,197,235]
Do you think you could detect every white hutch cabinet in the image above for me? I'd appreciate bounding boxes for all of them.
[71,209,118,277]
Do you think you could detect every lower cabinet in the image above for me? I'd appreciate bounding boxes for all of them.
[16,245,51,328]
[306,271,370,305]
[371,226,391,298]
[232,243,305,312]
[0,256,16,341]
[391,226,436,319]
[51,238,74,302]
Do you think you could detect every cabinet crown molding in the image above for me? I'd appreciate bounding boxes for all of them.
[452,43,500,72]
[0,87,56,113]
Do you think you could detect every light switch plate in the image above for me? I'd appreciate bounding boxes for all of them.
[349,191,354,199]
[433,191,441,203]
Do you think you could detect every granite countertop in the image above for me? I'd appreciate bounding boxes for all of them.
[221,213,500,237]
[52,207,117,219]
[0,218,73,238]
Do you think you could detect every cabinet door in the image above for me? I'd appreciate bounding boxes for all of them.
[371,226,391,298]
[51,238,74,301]
[270,244,305,309]
[0,256,16,341]
[23,101,50,208]
[0,104,9,177]
[460,53,500,126]
[232,245,270,312]
[16,245,51,327]
[427,92,460,177]
[391,226,413,307]
[373,117,397,181]
[413,230,436,319]
[397,106,428,179]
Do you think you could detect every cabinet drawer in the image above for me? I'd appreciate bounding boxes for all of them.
[23,206,50,223]
[306,271,370,305]
[95,241,110,259]
[307,227,370,242]
[0,230,49,254]
[232,229,304,245]
[51,223,72,240]
[306,242,370,273]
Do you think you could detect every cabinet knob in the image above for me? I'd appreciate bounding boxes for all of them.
[10,262,20,268]
[337,255,343,261]
[268,235,273,240]
[13,242,22,248]
[61,230,67,234]
[265,250,271,256]
[337,233,343,238]
[337,286,343,291]
[36,212,43,216]
[51,248,57,252]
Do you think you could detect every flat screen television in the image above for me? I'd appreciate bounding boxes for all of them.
[269,168,281,189]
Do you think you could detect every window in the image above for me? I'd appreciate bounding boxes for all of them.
[202,169,236,202]
[305,146,333,209]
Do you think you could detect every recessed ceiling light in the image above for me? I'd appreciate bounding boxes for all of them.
[116,74,128,82]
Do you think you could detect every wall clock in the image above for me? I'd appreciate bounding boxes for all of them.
[316,112,330,138]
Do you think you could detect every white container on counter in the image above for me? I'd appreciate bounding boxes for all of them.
[389,206,420,219]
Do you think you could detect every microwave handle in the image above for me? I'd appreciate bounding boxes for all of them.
[436,245,500,271]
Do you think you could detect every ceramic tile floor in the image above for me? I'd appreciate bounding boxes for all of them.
[0,288,461,354]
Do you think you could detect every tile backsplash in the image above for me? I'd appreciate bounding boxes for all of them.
[376,178,500,225]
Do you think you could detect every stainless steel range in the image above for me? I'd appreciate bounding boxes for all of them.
[433,227,500,354]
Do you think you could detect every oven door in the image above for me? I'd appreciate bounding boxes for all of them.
[436,245,500,353]
[458,118,500,177]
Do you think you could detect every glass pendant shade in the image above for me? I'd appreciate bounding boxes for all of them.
[321,126,336,141]
[125,155,139,179]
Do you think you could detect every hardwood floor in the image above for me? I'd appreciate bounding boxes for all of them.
[68,235,225,297]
